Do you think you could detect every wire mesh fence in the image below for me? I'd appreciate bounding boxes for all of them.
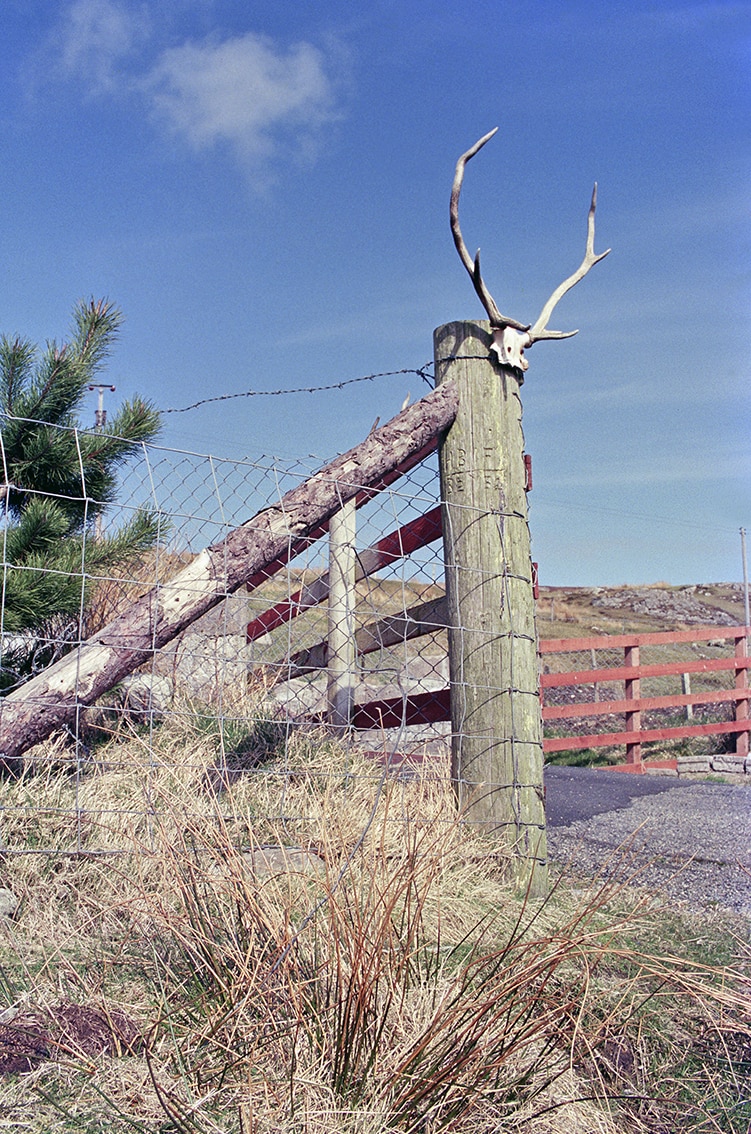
[0,419,457,856]
[0,415,748,858]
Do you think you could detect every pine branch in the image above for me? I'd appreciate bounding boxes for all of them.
[0,297,164,676]
[70,298,123,376]
[0,337,35,413]
[3,498,72,562]
[77,397,162,471]
[83,508,168,571]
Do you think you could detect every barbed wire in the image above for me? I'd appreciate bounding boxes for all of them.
[163,365,436,414]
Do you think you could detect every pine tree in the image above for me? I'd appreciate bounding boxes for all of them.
[0,299,163,689]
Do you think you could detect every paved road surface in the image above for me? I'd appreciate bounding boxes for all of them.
[544,767,751,917]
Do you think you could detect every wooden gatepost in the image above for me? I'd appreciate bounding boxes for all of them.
[437,128,610,897]
[435,320,546,893]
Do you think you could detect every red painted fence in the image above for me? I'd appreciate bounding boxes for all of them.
[348,624,750,770]
[539,625,749,770]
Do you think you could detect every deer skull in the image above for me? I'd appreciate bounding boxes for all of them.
[491,326,530,372]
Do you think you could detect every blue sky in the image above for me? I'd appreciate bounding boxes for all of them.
[1,0,749,585]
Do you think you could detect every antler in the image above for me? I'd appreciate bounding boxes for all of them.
[526,183,611,343]
[450,128,530,333]
[451,129,611,362]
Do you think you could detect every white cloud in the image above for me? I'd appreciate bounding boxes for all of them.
[40,6,342,181]
[56,0,148,92]
[147,32,338,172]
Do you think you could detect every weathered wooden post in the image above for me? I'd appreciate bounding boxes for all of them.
[327,498,357,727]
[436,320,546,891]
[734,631,749,760]
[624,644,642,764]
[439,129,610,896]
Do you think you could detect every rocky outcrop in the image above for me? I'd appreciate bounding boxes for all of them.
[591,587,737,625]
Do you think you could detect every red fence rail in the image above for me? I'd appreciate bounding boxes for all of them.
[247,505,443,644]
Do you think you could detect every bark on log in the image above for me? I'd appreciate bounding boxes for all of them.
[0,382,458,769]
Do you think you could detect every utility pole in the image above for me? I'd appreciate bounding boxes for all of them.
[741,527,750,629]
[89,384,115,539]
[89,384,116,429]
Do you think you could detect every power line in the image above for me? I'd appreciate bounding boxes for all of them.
[535,494,743,534]
[163,365,435,414]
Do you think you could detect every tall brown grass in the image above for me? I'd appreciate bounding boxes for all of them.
[0,700,748,1132]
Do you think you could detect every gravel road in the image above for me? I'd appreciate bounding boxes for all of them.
[544,767,751,918]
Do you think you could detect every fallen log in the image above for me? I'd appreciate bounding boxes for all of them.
[0,382,458,770]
